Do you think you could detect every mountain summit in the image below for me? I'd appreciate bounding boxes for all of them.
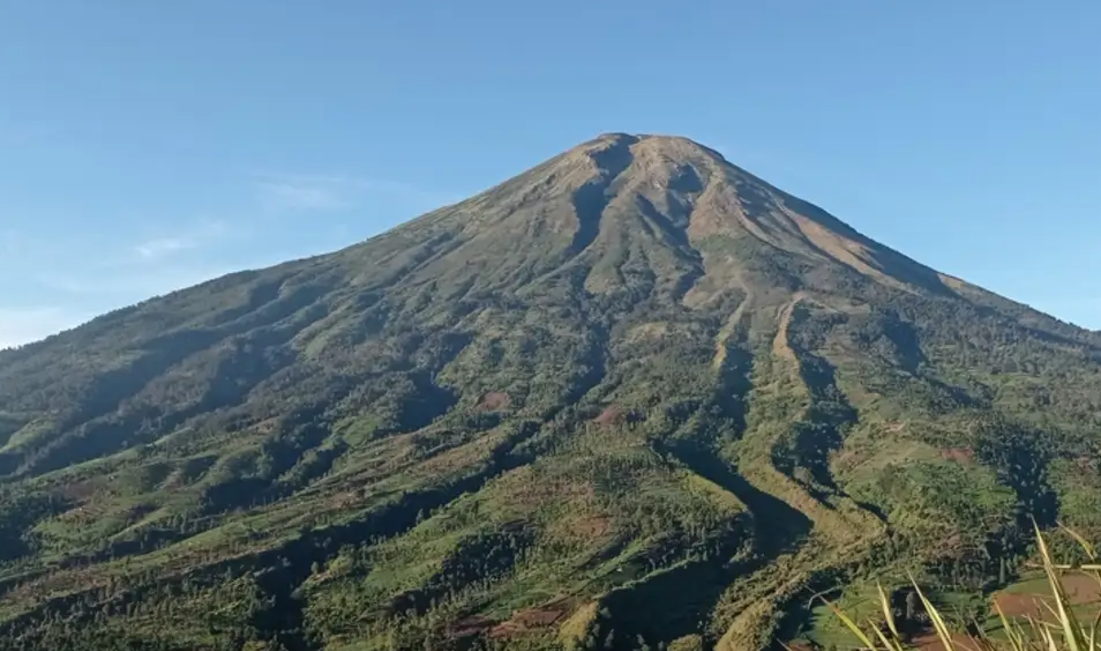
[2,135,1100,651]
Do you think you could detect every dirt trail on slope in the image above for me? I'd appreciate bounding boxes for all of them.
[713,269,755,371]
[713,292,886,651]
[770,292,806,362]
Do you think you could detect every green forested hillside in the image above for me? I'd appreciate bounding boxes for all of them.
[1,134,1100,651]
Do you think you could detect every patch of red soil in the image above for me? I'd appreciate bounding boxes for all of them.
[938,448,975,464]
[993,574,1101,619]
[1073,455,1099,473]
[451,615,497,638]
[477,392,511,411]
[594,406,623,427]
[912,632,980,651]
[994,592,1046,619]
[570,515,611,537]
[489,597,579,638]
[328,490,362,508]
[515,609,566,627]
[254,418,279,435]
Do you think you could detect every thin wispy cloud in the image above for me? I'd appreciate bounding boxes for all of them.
[252,173,458,214]
[255,175,356,212]
[134,237,194,260]
[0,217,242,348]
[2,167,451,347]
[130,218,230,262]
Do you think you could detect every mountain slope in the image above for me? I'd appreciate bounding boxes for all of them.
[2,133,1101,651]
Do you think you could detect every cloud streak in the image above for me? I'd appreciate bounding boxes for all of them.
[130,219,230,262]
[134,237,194,260]
[256,182,350,212]
[2,168,452,347]
[255,175,357,212]
[0,217,242,348]
[252,173,458,214]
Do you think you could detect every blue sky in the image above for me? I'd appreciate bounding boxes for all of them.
[1,2,1099,347]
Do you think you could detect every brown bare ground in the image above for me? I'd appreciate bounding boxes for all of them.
[712,271,753,370]
[938,448,975,464]
[254,417,279,435]
[477,391,511,411]
[490,598,578,637]
[568,515,611,538]
[451,614,496,638]
[1074,455,1099,473]
[327,490,361,509]
[771,292,808,363]
[594,405,624,427]
[912,632,980,651]
[789,211,894,288]
[993,574,1101,619]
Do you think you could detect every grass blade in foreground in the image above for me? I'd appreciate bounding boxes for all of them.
[819,527,1101,651]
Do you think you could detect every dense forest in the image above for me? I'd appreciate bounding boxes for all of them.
[1,134,1099,651]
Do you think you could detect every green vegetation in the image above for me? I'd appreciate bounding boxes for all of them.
[820,525,1101,651]
[1,133,1100,650]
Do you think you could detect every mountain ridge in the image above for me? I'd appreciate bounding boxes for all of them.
[1,133,1100,651]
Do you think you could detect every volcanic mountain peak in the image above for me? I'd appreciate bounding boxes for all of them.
[1,134,1099,651]
[417,131,947,303]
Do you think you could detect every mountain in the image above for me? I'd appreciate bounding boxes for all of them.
[2,133,1101,651]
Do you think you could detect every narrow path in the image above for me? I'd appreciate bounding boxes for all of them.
[711,292,886,651]
[712,269,755,371]
[770,292,806,362]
